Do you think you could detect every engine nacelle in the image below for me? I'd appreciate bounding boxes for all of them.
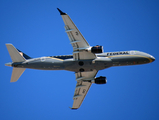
[91,45,103,53]
[95,76,107,84]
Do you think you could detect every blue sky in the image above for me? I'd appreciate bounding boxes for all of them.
[1,0,159,120]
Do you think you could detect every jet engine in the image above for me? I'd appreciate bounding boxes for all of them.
[91,45,103,53]
[94,76,107,84]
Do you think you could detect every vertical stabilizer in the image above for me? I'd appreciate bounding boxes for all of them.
[6,44,26,62]
[11,68,25,82]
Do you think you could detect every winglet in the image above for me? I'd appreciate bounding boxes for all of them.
[69,107,78,110]
[57,8,67,15]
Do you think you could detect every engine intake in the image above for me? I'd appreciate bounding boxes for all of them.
[91,45,103,53]
[95,76,107,84]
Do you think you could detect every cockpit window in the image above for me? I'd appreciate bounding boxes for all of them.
[130,51,136,55]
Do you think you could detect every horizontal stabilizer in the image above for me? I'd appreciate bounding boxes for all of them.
[10,68,25,82]
[6,44,26,62]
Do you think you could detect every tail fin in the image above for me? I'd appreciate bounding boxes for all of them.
[10,68,25,82]
[6,44,26,62]
[6,44,26,82]
[17,49,32,59]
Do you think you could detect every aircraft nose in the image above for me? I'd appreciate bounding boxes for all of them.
[150,55,155,62]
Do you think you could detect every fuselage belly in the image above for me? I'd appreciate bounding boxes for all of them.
[13,50,155,72]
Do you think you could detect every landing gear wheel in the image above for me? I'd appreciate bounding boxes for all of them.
[79,61,84,66]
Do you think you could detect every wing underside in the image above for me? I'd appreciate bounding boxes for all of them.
[57,8,98,109]
[57,8,96,60]
[71,70,98,109]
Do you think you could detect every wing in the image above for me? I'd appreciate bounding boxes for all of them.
[57,8,96,60]
[71,70,98,109]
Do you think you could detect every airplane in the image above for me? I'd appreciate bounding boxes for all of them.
[5,8,155,110]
